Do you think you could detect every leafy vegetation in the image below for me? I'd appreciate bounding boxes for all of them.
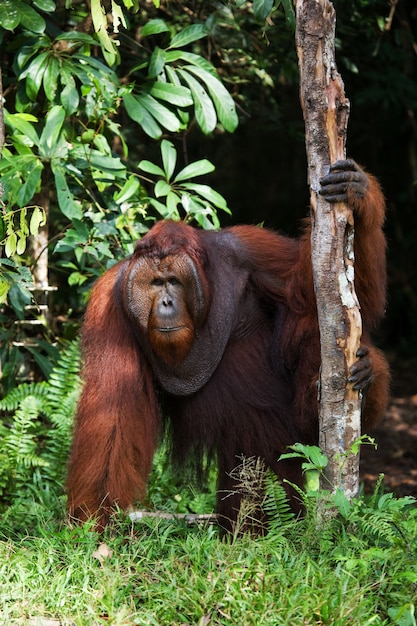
[0,453,416,625]
[0,1,416,622]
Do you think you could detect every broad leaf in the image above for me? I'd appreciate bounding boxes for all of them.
[149,82,193,107]
[165,50,217,76]
[43,56,60,101]
[138,160,165,177]
[52,164,83,220]
[4,112,39,146]
[33,0,56,11]
[177,69,216,134]
[148,47,166,78]
[29,207,46,236]
[181,183,230,212]
[15,0,46,33]
[161,140,177,181]
[17,161,43,207]
[123,92,163,139]
[136,93,181,133]
[21,51,49,100]
[252,0,274,20]
[114,176,140,204]
[39,105,65,153]
[140,18,170,38]
[185,65,238,132]
[169,24,209,49]
[0,0,20,30]
[174,159,215,183]
[155,180,172,198]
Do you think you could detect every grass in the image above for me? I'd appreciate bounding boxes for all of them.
[0,496,416,626]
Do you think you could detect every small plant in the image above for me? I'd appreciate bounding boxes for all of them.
[0,341,81,518]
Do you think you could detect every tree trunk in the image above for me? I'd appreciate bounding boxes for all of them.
[294,0,362,497]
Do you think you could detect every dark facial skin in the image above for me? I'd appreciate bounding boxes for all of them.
[150,272,189,334]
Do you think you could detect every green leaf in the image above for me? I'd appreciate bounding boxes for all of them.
[21,51,49,100]
[138,160,165,177]
[174,159,215,183]
[165,50,217,76]
[181,183,229,211]
[155,180,172,198]
[177,69,216,134]
[123,92,162,139]
[16,235,27,256]
[60,66,79,114]
[87,152,126,175]
[52,164,83,220]
[148,47,166,79]
[252,0,274,20]
[140,18,170,38]
[0,278,10,304]
[17,161,43,207]
[160,140,177,181]
[43,56,60,101]
[0,0,20,30]
[137,93,181,133]
[33,0,56,11]
[8,279,32,318]
[184,65,238,132]
[4,112,39,146]
[39,105,66,156]
[29,207,46,236]
[169,24,209,49]
[16,0,46,33]
[280,0,296,29]
[55,31,97,45]
[166,191,181,216]
[91,0,116,55]
[114,176,140,204]
[5,233,17,258]
[149,82,193,107]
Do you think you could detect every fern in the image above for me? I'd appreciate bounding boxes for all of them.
[263,469,296,534]
[0,341,81,510]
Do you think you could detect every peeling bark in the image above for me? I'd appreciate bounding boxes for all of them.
[295,0,362,497]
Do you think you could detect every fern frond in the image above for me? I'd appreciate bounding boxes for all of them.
[263,469,296,534]
[0,382,49,412]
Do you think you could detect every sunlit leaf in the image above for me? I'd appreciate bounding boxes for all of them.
[184,65,238,132]
[138,160,165,177]
[177,69,216,134]
[161,140,177,181]
[181,183,230,212]
[114,176,140,204]
[123,92,162,139]
[174,159,215,183]
[39,105,66,156]
[155,180,172,197]
[0,0,20,30]
[29,207,46,236]
[149,82,193,107]
[137,93,181,133]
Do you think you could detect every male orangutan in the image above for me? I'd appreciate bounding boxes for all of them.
[67,159,390,530]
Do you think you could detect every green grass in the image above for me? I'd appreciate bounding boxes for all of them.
[0,497,416,626]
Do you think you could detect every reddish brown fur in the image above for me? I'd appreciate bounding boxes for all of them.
[67,167,390,530]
